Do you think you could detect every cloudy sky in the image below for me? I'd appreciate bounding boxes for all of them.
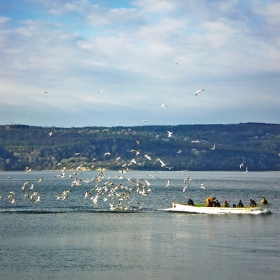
[0,0,280,127]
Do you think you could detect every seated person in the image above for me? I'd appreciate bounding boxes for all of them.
[187,197,194,206]
[249,199,257,207]
[260,197,268,205]
[221,200,230,207]
[232,204,236,208]
[205,196,216,207]
[237,200,244,207]
[213,199,221,207]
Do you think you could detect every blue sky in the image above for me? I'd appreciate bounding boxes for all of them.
[0,0,280,127]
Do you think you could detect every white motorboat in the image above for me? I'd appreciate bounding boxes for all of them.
[160,202,272,215]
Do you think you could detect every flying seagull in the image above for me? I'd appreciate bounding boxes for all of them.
[98,89,106,93]
[195,89,204,96]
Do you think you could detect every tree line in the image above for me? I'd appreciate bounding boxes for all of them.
[0,123,280,171]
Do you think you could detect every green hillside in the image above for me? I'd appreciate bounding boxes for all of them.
[0,123,280,171]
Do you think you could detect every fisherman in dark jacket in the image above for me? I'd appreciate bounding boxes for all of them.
[249,199,257,207]
[237,200,244,207]
[187,197,194,206]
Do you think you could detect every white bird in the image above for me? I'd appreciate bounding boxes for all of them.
[210,144,215,150]
[48,132,53,137]
[142,120,147,123]
[239,163,244,169]
[167,131,173,137]
[166,179,170,187]
[182,185,188,192]
[156,158,166,167]
[244,167,248,173]
[144,154,151,160]
[177,149,182,153]
[98,89,106,93]
[104,152,111,156]
[128,158,137,166]
[39,91,47,94]
[195,89,204,96]
[160,103,168,108]
[144,179,151,186]
[200,183,206,189]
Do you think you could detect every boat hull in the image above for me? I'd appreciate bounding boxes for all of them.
[160,202,272,214]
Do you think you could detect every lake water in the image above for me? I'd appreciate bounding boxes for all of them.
[0,170,279,280]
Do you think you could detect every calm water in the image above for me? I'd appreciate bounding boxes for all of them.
[0,170,279,280]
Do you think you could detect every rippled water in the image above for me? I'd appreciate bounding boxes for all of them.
[0,171,280,280]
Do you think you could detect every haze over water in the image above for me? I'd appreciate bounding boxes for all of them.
[0,171,279,280]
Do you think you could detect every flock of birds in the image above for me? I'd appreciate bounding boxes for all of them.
[0,141,250,210]
[7,87,251,210]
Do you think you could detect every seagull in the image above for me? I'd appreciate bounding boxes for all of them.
[144,179,151,186]
[166,179,170,187]
[48,132,53,137]
[195,89,204,96]
[156,158,166,167]
[130,149,140,155]
[160,103,168,108]
[98,89,106,93]
[182,185,188,192]
[142,120,147,123]
[39,91,47,94]
[74,152,80,156]
[177,149,182,153]
[167,131,173,137]
[200,183,206,189]
[210,144,215,150]
[104,152,111,156]
[239,163,244,169]
[144,154,151,160]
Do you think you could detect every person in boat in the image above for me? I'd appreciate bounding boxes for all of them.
[249,199,257,207]
[260,197,268,205]
[205,196,215,207]
[221,200,230,207]
[187,197,194,206]
[213,199,221,207]
[237,200,244,207]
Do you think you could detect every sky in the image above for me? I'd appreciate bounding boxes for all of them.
[0,0,280,128]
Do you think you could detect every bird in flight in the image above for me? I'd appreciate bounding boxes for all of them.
[195,89,204,96]
[200,183,206,189]
[210,144,215,150]
[39,91,47,94]
[167,131,173,137]
[98,89,106,93]
[160,103,168,108]
[166,179,170,187]
[144,154,151,160]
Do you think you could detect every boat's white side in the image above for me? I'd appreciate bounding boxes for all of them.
[160,202,272,214]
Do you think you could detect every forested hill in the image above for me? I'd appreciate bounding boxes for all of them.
[0,123,280,171]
